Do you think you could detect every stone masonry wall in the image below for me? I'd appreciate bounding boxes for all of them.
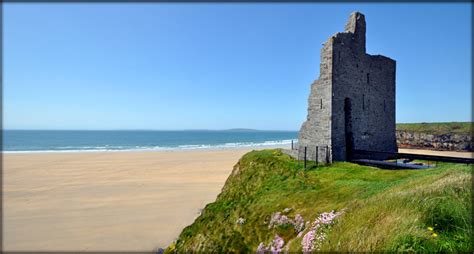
[297,31,333,162]
[331,12,397,161]
[297,12,397,162]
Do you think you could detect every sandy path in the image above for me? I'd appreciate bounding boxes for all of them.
[398,148,473,159]
[3,148,274,251]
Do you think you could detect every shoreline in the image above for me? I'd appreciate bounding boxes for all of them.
[2,143,293,154]
[4,145,472,156]
[3,146,286,251]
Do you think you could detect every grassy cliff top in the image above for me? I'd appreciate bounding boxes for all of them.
[166,149,472,253]
[396,122,472,135]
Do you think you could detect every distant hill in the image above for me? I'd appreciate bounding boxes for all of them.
[222,128,261,132]
[396,122,472,135]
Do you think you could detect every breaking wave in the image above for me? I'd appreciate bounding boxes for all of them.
[3,139,296,154]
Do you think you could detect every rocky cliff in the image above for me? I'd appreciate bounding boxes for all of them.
[396,130,472,151]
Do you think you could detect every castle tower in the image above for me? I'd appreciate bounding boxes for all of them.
[298,12,397,162]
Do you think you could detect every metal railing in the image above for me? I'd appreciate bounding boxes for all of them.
[290,139,298,150]
[290,141,332,169]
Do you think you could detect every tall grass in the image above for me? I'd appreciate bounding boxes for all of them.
[166,149,472,252]
[396,122,472,135]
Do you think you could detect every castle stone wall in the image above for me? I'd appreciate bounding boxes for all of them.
[297,33,334,162]
[297,12,397,162]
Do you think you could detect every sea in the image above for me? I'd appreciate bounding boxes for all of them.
[3,130,298,153]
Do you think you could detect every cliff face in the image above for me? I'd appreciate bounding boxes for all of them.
[396,131,472,151]
[165,149,472,253]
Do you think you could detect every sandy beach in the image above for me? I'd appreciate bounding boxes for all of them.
[3,148,271,251]
[3,147,472,251]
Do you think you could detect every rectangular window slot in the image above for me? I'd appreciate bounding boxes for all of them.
[320,99,323,109]
[362,94,365,110]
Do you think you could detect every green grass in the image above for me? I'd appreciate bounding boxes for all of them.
[165,149,472,253]
[396,122,472,135]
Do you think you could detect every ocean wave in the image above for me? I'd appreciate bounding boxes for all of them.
[2,139,297,154]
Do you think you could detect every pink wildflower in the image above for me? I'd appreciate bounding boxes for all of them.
[312,210,343,226]
[301,209,345,252]
[256,242,266,254]
[269,234,285,254]
[294,213,305,233]
[302,229,316,253]
[268,212,282,229]
[257,235,285,254]
[269,212,292,229]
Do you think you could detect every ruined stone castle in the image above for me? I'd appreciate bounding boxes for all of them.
[297,12,397,162]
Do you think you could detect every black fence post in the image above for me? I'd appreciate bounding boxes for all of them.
[304,146,307,169]
[326,145,329,163]
[291,140,294,150]
[316,146,319,166]
[315,146,317,167]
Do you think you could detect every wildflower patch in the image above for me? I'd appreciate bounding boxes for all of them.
[301,210,345,252]
[257,234,285,254]
[268,210,306,234]
[258,209,345,253]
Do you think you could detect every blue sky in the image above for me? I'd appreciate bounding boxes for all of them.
[4,3,472,130]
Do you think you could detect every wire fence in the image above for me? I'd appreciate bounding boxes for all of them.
[290,140,332,169]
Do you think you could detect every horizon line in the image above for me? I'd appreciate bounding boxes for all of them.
[3,128,299,132]
[3,121,472,132]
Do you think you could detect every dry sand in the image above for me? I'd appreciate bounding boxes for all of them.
[3,147,471,251]
[3,148,268,251]
[399,148,473,159]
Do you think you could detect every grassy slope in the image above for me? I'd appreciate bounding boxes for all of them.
[396,122,472,135]
[166,149,472,253]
